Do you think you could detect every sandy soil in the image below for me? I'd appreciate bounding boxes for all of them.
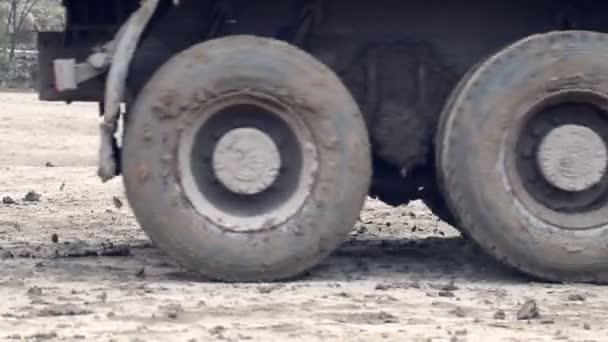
[1,91,607,342]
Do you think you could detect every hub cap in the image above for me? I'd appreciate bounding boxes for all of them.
[213,128,281,195]
[537,124,608,192]
[512,99,608,229]
[178,95,318,233]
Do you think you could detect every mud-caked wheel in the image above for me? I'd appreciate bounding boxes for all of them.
[427,61,486,232]
[437,31,608,283]
[122,36,371,281]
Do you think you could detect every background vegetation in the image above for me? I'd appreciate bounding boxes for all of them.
[1,0,64,88]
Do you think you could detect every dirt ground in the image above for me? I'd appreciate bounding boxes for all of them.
[1,91,607,342]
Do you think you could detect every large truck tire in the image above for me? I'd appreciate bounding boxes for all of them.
[122,35,372,282]
[437,31,608,283]
[421,190,458,229]
[428,60,487,233]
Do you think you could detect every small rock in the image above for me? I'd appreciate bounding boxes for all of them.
[375,283,391,291]
[210,325,226,335]
[450,307,466,318]
[1,250,14,259]
[377,311,399,323]
[455,329,468,336]
[164,303,184,319]
[493,309,506,320]
[568,294,585,302]
[375,294,398,303]
[2,196,15,205]
[441,280,459,292]
[257,284,283,294]
[517,300,540,320]
[17,250,31,258]
[583,323,591,330]
[51,233,59,244]
[112,196,123,209]
[45,162,55,167]
[23,191,41,202]
[438,291,455,298]
[97,292,107,302]
[27,286,43,296]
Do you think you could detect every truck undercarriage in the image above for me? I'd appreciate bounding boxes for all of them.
[34,0,608,283]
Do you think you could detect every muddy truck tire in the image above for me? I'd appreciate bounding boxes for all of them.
[427,68,477,230]
[421,189,458,230]
[431,56,497,234]
[437,31,608,283]
[121,36,372,281]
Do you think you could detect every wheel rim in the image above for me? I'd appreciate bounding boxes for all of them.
[178,92,318,233]
[212,127,282,195]
[509,91,608,229]
[537,124,607,192]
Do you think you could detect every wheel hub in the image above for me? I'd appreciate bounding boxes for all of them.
[213,128,281,195]
[537,124,608,192]
[514,99,608,224]
[177,96,318,233]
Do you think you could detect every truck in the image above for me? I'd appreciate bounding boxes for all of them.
[36,0,608,283]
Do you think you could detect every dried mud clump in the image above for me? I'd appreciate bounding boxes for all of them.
[517,300,540,320]
[23,191,41,202]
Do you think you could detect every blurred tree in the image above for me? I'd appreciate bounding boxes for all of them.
[3,0,40,61]
[1,0,63,61]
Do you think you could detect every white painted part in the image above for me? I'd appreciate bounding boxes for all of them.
[213,128,281,195]
[53,59,77,91]
[98,0,160,182]
[87,52,109,69]
[537,124,608,192]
